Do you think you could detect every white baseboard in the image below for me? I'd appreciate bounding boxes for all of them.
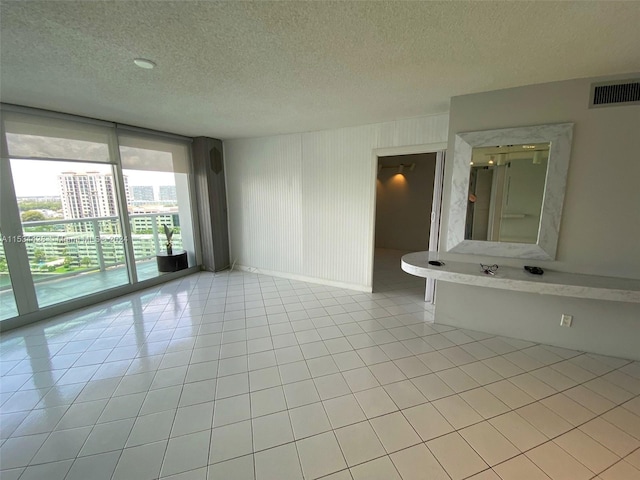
[233,264,372,293]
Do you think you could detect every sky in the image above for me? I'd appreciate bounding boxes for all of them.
[10,160,175,197]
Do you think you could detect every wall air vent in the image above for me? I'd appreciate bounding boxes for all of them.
[589,79,640,108]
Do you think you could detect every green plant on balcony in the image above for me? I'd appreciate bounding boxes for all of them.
[163,224,174,254]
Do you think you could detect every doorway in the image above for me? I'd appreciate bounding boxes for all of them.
[371,149,445,303]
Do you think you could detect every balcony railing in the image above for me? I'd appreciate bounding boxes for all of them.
[15,213,182,280]
[129,212,182,260]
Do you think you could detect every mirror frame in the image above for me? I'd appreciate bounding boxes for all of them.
[446,123,574,260]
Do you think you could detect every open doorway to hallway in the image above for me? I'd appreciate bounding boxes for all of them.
[373,152,438,299]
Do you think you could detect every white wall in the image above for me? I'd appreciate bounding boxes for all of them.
[224,115,449,290]
[437,74,640,359]
[375,153,436,251]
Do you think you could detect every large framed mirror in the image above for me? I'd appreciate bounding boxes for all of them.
[446,123,573,260]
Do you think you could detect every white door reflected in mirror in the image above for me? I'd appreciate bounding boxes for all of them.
[465,143,550,244]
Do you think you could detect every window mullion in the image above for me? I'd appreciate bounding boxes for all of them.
[107,130,138,285]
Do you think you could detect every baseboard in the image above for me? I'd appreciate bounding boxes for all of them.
[233,264,372,293]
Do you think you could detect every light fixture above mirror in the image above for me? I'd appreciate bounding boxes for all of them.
[446,123,574,260]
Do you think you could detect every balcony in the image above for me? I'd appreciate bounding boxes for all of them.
[0,213,183,319]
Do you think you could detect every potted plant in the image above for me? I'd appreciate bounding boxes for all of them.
[163,224,174,254]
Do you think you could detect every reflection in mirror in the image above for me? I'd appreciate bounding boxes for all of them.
[446,123,573,260]
[465,143,550,244]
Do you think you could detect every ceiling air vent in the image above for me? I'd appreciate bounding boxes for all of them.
[589,79,640,108]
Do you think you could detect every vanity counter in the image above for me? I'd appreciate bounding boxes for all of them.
[401,251,640,303]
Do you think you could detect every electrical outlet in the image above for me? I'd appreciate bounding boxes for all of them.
[560,314,573,327]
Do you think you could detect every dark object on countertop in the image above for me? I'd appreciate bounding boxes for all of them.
[480,263,499,275]
[428,260,445,266]
[524,265,544,275]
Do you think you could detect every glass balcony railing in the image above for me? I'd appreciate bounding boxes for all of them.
[20,216,125,281]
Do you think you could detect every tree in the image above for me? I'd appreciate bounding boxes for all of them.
[18,200,62,211]
[34,249,46,263]
[21,210,46,222]
[81,257,92,267]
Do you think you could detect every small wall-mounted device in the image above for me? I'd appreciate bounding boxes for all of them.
[560,314,573,327]
[209,146,223,174]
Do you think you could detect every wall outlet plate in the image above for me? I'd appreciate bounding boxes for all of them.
[560,314,573,327]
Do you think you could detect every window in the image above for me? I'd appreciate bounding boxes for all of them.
[118,131,196,281]
[9,160,128,307]
[0,106,198,323]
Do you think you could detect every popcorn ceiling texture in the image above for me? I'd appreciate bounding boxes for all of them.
[1,1,638,139]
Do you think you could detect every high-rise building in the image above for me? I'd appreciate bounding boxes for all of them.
[57,172,129,230]
[159,185,177,202]
[132,185,155,202]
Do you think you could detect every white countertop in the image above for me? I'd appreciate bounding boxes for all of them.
[401,251,640,303]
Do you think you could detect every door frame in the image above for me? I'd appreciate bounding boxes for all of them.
[368,142,446,300]
[425,149,445,302]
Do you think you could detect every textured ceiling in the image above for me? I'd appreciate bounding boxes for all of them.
[1,1,639,139]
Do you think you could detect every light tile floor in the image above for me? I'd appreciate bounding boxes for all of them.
[0,250,639,480]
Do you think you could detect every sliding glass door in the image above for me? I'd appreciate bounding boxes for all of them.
[0,106,198,324]
[119,133,197,282]
[1,111,130,310]
[9,160,129,307]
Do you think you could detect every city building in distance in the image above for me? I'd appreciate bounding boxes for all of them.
[132,185,154,202]
[57,172,130,232]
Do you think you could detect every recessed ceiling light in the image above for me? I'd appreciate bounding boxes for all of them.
[134,58,156,69]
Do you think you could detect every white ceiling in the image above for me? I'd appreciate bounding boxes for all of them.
[1,1,638,139]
